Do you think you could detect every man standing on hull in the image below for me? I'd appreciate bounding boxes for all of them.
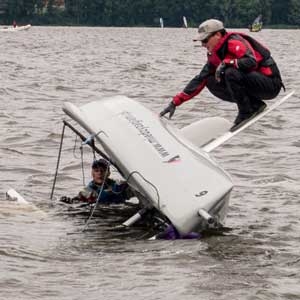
[160,19,284,130]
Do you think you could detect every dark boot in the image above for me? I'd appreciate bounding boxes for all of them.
[251,99,267,114]
[233,95,254,127]
[231,98,267,131]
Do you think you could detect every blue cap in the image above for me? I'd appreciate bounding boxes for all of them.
[92,159,110,169]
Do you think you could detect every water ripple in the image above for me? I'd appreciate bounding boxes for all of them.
[0,27,299,300]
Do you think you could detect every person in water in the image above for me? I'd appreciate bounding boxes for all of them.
[60,158,134,204]
[60,159,200,239]
[160,19,284,130]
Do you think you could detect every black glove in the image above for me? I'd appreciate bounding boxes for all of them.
[215,62,227,82]
[160,101,176,119]
[59,196,74,204]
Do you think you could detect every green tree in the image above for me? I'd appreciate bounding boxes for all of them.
[288,0,300,25]
[47,0,55,16]
[35,0,45,15]
[7,0,23,20]
[271,1,288,24]
[2,0,300,27]
[23,0,36,16]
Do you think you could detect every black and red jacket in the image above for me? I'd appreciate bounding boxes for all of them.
[173,32,282,106]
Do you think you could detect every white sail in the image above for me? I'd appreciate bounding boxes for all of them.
[183,16,188,28]
[249,14,263,32]
[159,17,164,28]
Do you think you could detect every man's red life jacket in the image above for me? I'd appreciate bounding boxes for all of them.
[208,32,273,76]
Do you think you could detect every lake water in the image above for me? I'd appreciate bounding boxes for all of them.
[0,26,300,300]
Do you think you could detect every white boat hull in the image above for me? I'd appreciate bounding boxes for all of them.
[0,24,31,32]
[63,96,233,234]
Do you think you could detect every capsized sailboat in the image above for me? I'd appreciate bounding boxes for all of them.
[56,96,233,237]
[249,14,262,32]
[51,91,294,239]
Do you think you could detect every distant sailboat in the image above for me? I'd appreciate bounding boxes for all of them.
[0,24,31,32]
[249,14,263,32]
[183,16,188,28]
[159,17,164,28]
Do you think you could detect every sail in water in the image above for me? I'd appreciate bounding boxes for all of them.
[183,16,188,28]
[159,17,164,28]
[249,14,263,32]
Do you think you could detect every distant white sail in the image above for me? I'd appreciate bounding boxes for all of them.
[183,16,188,28]
[253,14,263,25]
[249,14,263,32]
[160,17,164,28]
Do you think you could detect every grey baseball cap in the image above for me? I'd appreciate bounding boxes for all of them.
[193,19,224,41]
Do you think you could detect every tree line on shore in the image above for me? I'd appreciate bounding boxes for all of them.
[3,0,300,27]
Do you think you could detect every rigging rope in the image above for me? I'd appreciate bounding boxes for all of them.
[50,123,66,200]
[50,120,162,233]
[82,163,111,232]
